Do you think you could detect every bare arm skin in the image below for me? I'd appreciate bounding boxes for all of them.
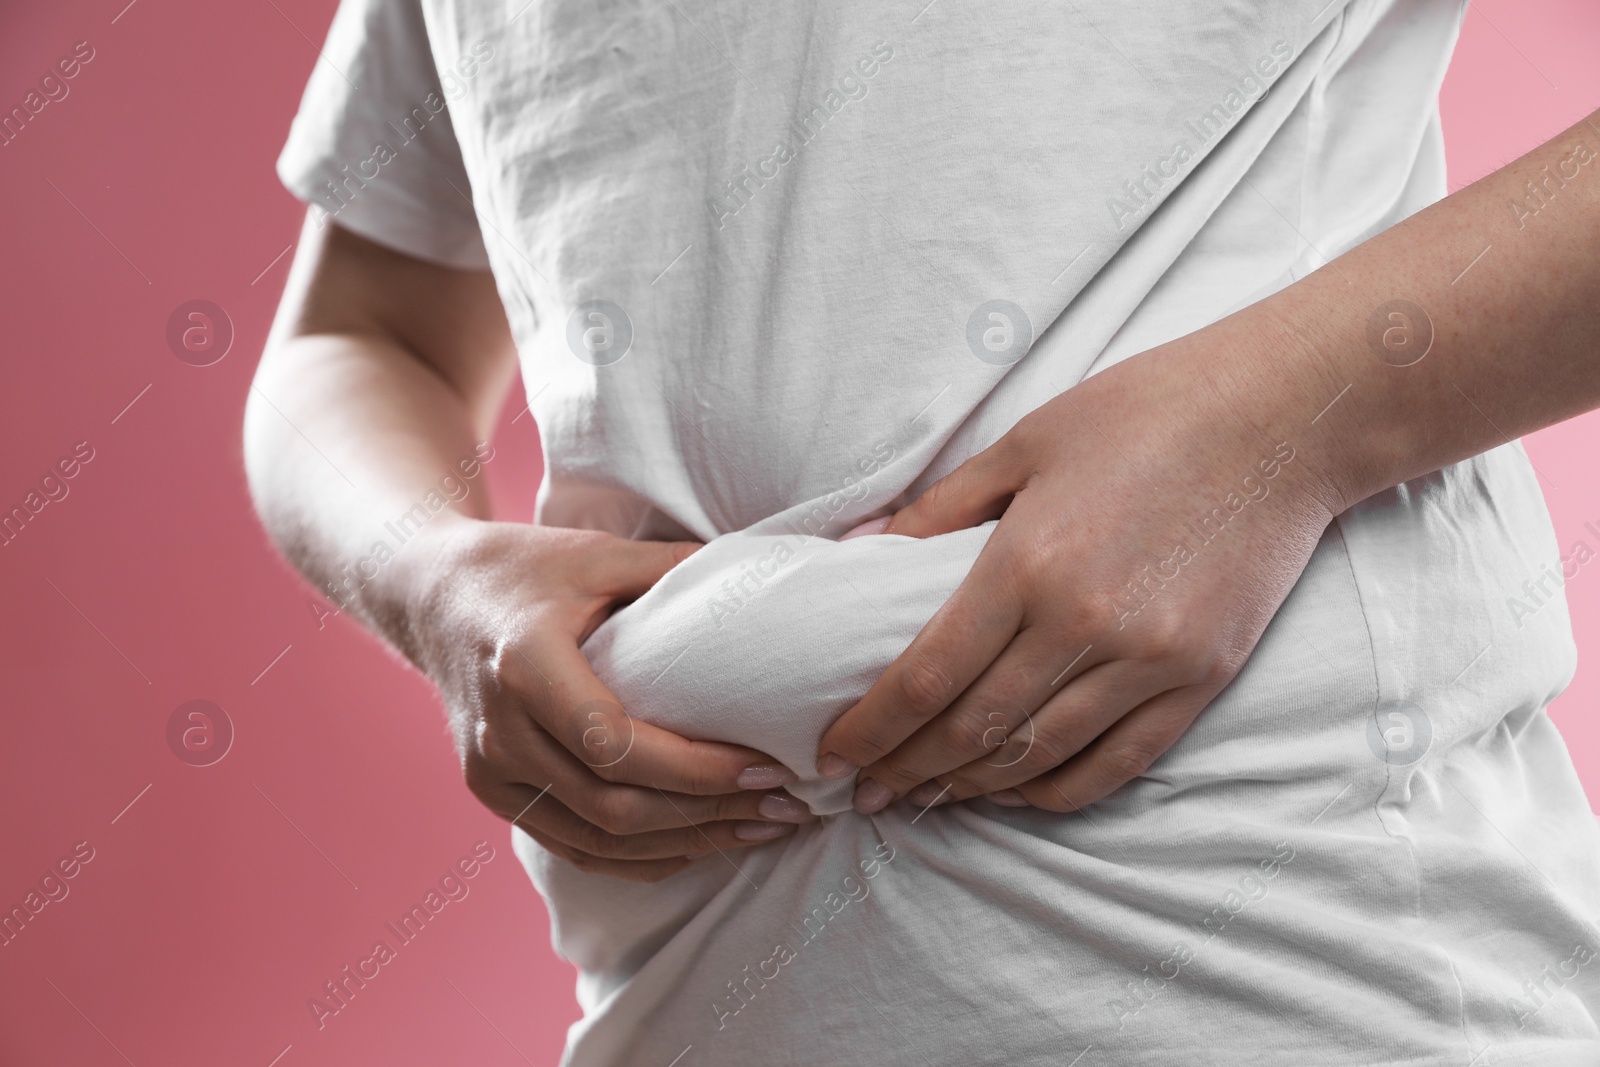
[245,216,814,883]
[822,108,1600,814]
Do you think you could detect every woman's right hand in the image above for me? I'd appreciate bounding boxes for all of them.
[389,518,816,882]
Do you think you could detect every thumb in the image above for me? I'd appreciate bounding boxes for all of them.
[885,438,1025,539]
[592,537,702,599]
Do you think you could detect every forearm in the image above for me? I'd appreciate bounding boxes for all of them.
[245,337,482,640]
[244,220,515,659]
[1209,108,1600,511]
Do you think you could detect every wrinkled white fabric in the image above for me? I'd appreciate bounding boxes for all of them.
[546,456,1600,1066]
[587,524,999,815]
[279,0,1600,1063]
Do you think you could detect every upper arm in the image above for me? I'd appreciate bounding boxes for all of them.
[268,211,520,438]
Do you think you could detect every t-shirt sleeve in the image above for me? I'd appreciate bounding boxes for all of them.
[275,0,490,270]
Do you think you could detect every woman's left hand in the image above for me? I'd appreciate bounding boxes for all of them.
[817,320,1351,814]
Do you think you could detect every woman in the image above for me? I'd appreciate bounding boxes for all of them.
[248,0,1600,1061]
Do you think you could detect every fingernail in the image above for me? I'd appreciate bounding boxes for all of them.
[988,789,1029,807]
[840,516,892,541]
[816,753,857,780]
[737,763,796,791]
[906,782,947,808]
[734,821,795,841]
[852,779,895,815]
[758,793,812,822]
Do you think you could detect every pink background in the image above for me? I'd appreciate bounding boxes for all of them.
[1,2,1596,1063]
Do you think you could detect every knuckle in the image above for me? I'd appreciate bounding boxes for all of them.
[1192,661,1235,691]
[461,753,500,802]
[585,756,626,784]
[945,708,1004,759]
[481,642,528,700]
[572,818,624,859]
[1016,729,1071,773]
[1172,641,1220,682]
[896,655,956,717]
[475,727,518,774]
[1152,627,1246,689]
[473,702,536,768]
[1138,610,1191,660]
[588,788,645,835]
[1099,741,1160,783]
[1203,643,1251,686]
[1137,619,1215,681]
[569,705,635,777]
[984,710,1057,771]
[1010,532,1061,579]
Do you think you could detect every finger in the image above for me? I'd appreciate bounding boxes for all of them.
[840,516,892,541]
[517,791,802,862]
[818,559,1023,779]
[582,536,703,600]
[853,628,1102,802]
[1015,685,1217,812]
[905,660,1167,804]
[511,819,699,884]
[508,639,794,795]
[476,721,815,834]
[883,436,1027,539]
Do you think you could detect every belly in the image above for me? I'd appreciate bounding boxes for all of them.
[529,446,1597,1065]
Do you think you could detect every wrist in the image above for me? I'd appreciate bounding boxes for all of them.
[361,512,483,671]
[1227,281,1412,517]
[1154,301,1357,526]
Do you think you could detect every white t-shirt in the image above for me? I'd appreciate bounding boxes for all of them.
[280,2,1600,1063]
